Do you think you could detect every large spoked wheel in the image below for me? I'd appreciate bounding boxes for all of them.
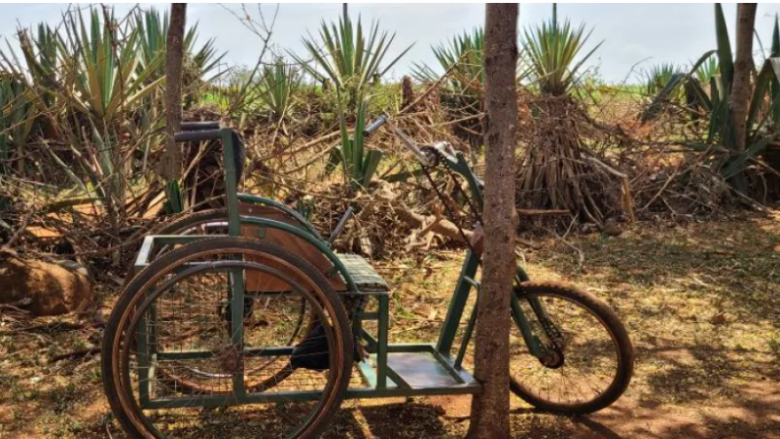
[133,209,314,394]
[509,282,634,414]
[103,237,353,439]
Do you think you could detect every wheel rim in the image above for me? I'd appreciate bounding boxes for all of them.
[152,219,311,394]
[510,291,623,409]
[112,249,348,439]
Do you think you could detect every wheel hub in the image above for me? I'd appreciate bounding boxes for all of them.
[539,349,565,369]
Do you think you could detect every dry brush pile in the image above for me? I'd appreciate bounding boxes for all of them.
[2,4,779,318]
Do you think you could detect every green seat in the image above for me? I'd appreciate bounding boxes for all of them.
[336,253,389,295]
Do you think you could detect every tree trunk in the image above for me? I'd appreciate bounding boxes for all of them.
[730,3,757,153]
[467,4,518,439]
[159,3,187,181]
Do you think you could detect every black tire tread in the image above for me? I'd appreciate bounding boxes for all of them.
[103,236,353,439]
[509,281,634,415]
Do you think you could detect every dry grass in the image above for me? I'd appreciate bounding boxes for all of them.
[1,213,779,438]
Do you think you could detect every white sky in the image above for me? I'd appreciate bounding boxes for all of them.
[2,3,780,83]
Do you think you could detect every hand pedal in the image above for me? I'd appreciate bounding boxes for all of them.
[328,206,354,246]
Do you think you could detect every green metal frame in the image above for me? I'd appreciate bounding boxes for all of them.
[130,127,553,409]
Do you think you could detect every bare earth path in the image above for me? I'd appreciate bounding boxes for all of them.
[1,213,779,438]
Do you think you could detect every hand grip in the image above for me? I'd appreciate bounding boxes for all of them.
[328,206,354,245]
[174,129,221,143]
[363,115,388,137]
[181,121,220,131]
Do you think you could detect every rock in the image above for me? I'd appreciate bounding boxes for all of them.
[603,223,624,237]
[0,256,93,316]
[709,312,727,326]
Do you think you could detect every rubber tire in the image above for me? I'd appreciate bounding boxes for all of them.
[102,237,353,439]
[138,209,314,394]
[120,209,229,290]
[509,281,634,415]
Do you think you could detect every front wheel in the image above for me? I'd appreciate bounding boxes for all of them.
[509,282,634,414]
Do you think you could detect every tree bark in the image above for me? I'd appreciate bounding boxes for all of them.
[730,3,757,152]
[467,4,518,439]
[160,3,187,181]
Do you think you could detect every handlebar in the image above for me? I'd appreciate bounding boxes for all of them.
[174,129,221,143]
[181,121,220,131]
[363,115,388,137]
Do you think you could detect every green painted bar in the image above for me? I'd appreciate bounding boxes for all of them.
[221,129,241,237]
[360,328,378,351]
[229,268,246,397]
[142,381,480,409]
[511,294,543,357]
[454,296,478,370]
[136,310,151,405]
[355,312,379,320]
[135,236,155,268]
[156,346,294,361]
[357,360,378,388]
[430,345,467,384]
[387,343,436,354]
[384,366,411,390]
[436,250,479,356]
[376,295,389,389]
[462,276,481,290]
[237,193,323,239]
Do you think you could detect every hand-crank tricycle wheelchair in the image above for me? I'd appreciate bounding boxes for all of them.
[102,117,634,439]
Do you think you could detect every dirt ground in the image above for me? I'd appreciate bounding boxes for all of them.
[1,212,779,439]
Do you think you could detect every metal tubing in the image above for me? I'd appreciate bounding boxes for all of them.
[173,129,221,143]
[454,296,478,370]
[181,121,220,131]
[222,130,241,237]
[436,250,479,356]
[142,381,480,409]
[510,294,543,357]
[237,193,323,239]
[156,346,295,361]
[376,295,389,389]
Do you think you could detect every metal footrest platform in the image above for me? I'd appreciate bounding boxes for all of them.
[337,253,389,295]
[387,352,460,388]
[350,344,480,398]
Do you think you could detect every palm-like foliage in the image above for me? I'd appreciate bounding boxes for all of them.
[642,63,682,97]
[135,8,225,83]
[327,97,383,192]
[523,9,601,96]
[293,9,412,105]
[643,5,780,192]
[0,75,36,174]
[412,28,485,98]
[257,58,301,120]
[695,57,719,85]
[17,24,61,109]
[58,8,164,123]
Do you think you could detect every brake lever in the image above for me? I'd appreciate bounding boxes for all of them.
[328,206,354,246]
[431,141,458,163]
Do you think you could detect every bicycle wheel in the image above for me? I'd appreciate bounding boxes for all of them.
[103,237,353,439]
[134,209,313,394]
[509,281,633,414]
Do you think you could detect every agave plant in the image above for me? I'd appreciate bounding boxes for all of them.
[135,8,225,84]
[413,28,485,99]
[257,57,302,120]
[695,56,719,85]
[17,24,61,109]
[644,5,780,192]
[0,74,36,174]
[523,6,601,97]
[642,63,682,97]
[327,96,383,192]
[58,8,165,124]
[292,8,412,107]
